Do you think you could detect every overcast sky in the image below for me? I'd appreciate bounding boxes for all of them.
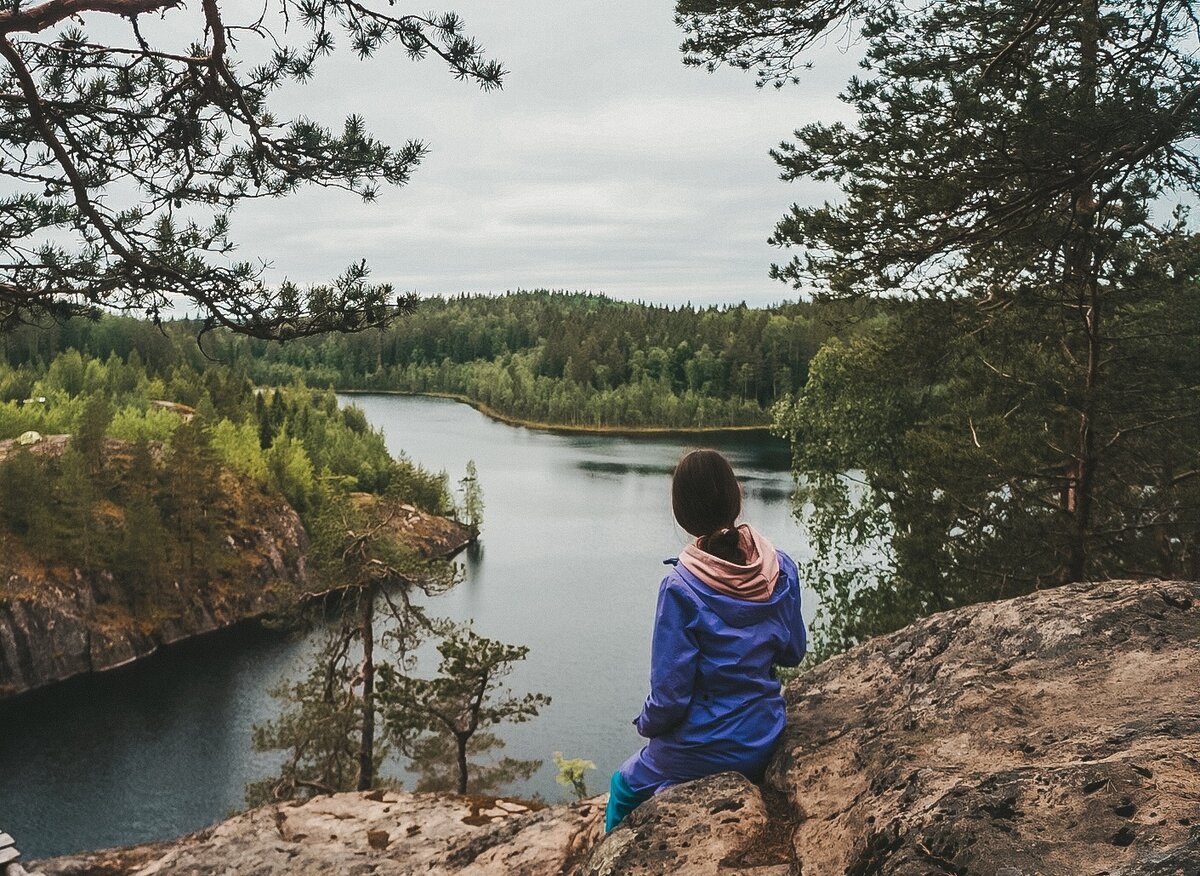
[219,1,861,307]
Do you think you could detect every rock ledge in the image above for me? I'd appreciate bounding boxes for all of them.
[29,579,1200,876]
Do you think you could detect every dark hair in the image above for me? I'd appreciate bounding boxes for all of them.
[671,449,744,563]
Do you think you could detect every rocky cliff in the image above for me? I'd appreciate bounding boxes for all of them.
[0,445,475,700]
[591,577,1200,876]
[27,579,1200,875]
[0,474,311,699]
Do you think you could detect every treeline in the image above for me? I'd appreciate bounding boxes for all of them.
[0,292,850,430]
[0,350,455,610]
[224,291,844,428]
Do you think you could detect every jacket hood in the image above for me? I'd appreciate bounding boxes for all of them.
[679,524,780,601]
[675,527,793,628]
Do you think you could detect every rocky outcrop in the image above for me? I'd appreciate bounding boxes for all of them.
[349,492,477,559]
[34,791,604,876]
[0,479,311,699]
[0,439,477,700]
[761,578,1200,876]
[28,579,1200,875]
[595,578,1200,875]
[584,773,790,876]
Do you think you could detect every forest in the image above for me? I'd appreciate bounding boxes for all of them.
[0,345,550,798]
[0,348,454,596]
[0,292,854,430]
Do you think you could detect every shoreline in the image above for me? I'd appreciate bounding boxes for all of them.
[335,389,775,437]
[0,514,476,705]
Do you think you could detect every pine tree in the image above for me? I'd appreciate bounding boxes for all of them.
[74,395,112,476]
[458,460,484,529]
[380,625,549,795]
[679,0,1200,649]
[0,448,52,550]
[163,420,222,571]
[52,447,98,567]
[115,500,169,604]
[247,494,459,801]
[0,0,504,337]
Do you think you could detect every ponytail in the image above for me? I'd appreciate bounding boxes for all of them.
[701,526,745,564]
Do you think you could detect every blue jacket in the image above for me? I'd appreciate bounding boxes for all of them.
[619,550,806,793]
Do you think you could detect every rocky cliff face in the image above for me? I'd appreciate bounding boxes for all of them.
[27,579,1200,876]
[593,578,1200,876]
[788,578,1199,874]
[0,481,311,699]
[0,467,475,701]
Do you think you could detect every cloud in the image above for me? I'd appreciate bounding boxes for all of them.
[221,0,861,306]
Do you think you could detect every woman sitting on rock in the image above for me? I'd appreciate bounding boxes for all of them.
[606,448,807,832]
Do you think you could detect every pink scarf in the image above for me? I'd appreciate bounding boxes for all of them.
[678,523,780,602]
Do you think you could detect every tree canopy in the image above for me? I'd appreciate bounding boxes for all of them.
[0,0,502,338]
[679,1,1200,651]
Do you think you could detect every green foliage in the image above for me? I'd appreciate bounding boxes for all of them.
[731,0,1200,652]
[553,752,595,800]
[0,344,455,520]
[266,435,317,514]
[145,291,844,429]
[675,0,845,88]
[0,448,54,547]
[380,625,550,795]
[0,427,218,601]
[0,295,849,432]
[246,632,384,806]
[163,420,223,570]
[387,458,456,518]
[779,289,1200,654]
[209,420,269,482]
[250,487,549,801]
[45,350,88,397]
[307,492,457,603]
[115,497,170,602]
[248,492,467,801]
[107,407,185,444]
[0,0,503,338]
[74,396,113,474]
[0,346,456,621]
[52,448,99,567]
[459,460,484,529]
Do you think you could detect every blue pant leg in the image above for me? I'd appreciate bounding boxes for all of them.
[605,770,653,833]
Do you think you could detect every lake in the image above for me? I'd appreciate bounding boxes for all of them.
[0,394,815,859]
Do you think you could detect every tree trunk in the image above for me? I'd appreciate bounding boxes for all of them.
[1062,0,1101,584]
[456,733,469,795]
[356,584,376,792]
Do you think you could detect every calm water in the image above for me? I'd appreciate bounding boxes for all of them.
[0,394,814,859]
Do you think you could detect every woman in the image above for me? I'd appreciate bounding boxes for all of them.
[606,448,806,832]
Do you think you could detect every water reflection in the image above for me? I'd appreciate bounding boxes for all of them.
[743,483,794,503]
[576,460,676,478]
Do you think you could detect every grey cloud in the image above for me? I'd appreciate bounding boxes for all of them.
[203,0,863,305]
